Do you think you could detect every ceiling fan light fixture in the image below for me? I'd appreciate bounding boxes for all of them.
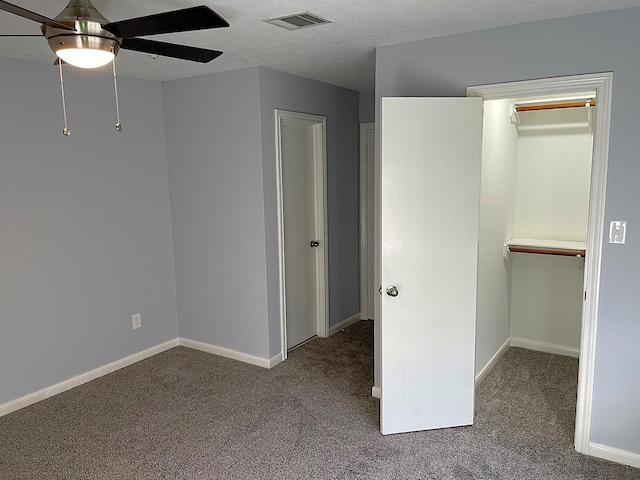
[56,46,114,68]
[0,0,229,134]
[48,32,120,69]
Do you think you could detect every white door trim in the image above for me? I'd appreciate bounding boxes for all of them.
[467,71,613,455]
[275,109,329,361]
[360,122,375,320]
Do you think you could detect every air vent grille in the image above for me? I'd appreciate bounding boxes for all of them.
[265,12,332,31]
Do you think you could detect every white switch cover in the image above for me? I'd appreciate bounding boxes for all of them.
[609,221,627,244]
[132,313,142,330]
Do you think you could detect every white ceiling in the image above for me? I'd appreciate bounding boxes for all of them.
[1,0,639,91]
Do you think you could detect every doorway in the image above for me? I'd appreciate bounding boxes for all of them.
[379,73,612,454]
[468,73,612,454]
[275,110,328,360]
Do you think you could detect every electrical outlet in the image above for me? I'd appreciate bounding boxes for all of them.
[132,313,142,330]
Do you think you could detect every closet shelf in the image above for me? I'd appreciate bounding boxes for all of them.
[503,238,586,259]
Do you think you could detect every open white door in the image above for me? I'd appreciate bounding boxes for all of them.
[380,97,483,435]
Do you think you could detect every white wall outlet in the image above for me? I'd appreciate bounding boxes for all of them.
[609,221,627,244]
[132,313,142,330]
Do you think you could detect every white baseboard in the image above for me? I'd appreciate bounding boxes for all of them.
[178,337,274,369]
[0,339,178,418]
[329,313,362,336]
[474,336,579,387]
[372,386,381,398]
[1,336,284,418]
[269,352,284,368]
[475,338,510,386]
[589,442,640,469]
[510,337,580,358]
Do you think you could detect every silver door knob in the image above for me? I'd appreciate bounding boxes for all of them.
[386,285,399,297]
[310,241,320,247]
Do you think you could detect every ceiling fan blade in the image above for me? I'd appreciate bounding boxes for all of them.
[120,38,222,63]
[103,6,228,38]
[0,0,74,31]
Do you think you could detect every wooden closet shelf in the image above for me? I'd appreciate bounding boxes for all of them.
[504,238,586,258]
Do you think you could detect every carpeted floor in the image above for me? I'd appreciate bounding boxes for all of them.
[1,321,638,479]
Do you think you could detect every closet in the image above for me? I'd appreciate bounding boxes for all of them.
[476,92,595,360]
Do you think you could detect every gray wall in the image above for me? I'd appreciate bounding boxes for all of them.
[164,67,360,360]
[162,67,271,359]
[258,67,360,357]
[375,7,640,455]
[1,59,360,405]
[359,90,375,123]
[0,57,178,405]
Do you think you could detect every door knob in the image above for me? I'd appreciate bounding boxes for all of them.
[310,240,320,247]
[386,285,399,297]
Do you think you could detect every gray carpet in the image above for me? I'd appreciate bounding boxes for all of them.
[1,321,638,479]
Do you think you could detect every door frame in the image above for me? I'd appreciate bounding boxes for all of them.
[360,122,375,320]
[275,109,329,361]
[467,72,613,455]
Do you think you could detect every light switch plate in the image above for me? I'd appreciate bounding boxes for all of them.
[609,221,627,244]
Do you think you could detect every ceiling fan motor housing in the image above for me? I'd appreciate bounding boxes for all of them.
[41,0,121,60]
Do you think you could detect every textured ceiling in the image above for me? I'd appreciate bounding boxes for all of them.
[0,0,639,91]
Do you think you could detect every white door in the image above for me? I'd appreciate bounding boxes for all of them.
[380,97,483,435]
[276,110,328,358]
[360,122,375,320]
[281,121,317,348]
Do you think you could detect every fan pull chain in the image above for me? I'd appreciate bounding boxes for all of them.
[58,60,71,136]
[112,54,123,132]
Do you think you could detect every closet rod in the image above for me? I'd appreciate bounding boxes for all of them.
[515,100,595,113]
[507,245,586,258]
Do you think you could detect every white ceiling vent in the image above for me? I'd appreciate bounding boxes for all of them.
[265,12,332,31]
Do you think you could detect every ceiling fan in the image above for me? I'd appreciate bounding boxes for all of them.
[0,0,229,67]
[0,0,229,134]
